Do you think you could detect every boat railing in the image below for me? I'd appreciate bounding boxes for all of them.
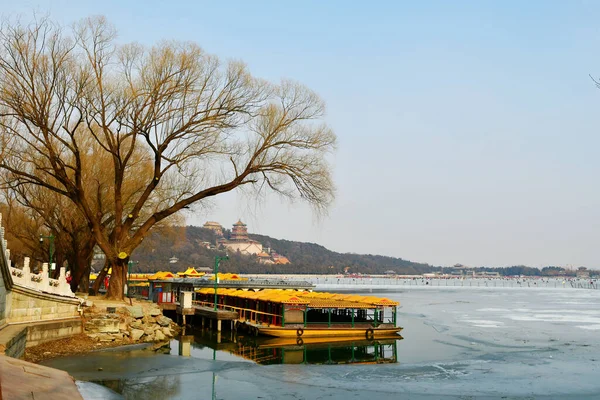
[192,300,281,324]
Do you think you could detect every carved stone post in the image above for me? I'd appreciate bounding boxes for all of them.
[22,257,31,285]
[41,263,49,291]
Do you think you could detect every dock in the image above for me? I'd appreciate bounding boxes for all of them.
[169,292,239,332]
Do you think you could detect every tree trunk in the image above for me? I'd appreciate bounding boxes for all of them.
[106,257,127,300]
[77,266,90,294]
[92,260,109,295]
[67,239,95,293]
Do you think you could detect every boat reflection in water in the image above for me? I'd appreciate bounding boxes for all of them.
[186,329,402,365]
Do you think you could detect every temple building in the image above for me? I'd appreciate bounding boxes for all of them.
[223,220,263,255]
[203,221,224,236]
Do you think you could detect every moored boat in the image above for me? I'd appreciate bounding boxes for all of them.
[194,287,402,339]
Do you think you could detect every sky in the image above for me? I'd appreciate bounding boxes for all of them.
[2,1,599,268]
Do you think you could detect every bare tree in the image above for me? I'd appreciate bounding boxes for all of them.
[0,16,336,299]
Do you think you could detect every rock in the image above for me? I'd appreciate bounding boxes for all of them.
[156,316,172,327]
[149,308,161,317]
[127,306,144,319]
[162,327,172,338]
[85,317,120,333]
[130,320,143,329]
[142,315,154,324]
[88,333,115,342]
[145,333,154,342]
[154,330,166,341]
[130,329,144,341]
[144,327,155,336]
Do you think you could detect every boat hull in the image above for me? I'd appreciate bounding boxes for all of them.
[257,326,403,338]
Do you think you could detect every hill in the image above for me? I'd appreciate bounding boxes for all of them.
[130,225,437,275]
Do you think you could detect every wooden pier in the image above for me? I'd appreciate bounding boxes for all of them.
[172,292,238,332]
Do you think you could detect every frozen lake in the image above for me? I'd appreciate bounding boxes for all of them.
[46,286,600,399]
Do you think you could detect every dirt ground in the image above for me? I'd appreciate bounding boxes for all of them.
[24,333,136,363]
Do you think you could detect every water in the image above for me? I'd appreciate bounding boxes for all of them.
[44,286,600,399]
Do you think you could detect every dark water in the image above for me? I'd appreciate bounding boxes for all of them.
[43,288,600,399]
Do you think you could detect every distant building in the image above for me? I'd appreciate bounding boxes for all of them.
[272,252,291,265]
[204,219,291,262]
[576,267,590,278]
[223,220,263,255]
[203,221,224,236]
[257,252,273,264]
[475,271,500,278]
[450,264,474,276]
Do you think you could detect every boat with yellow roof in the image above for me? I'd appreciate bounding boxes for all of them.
[194,287,402,339]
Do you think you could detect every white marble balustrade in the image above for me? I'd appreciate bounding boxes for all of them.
[9,259,75,297]
[1,214,75,298]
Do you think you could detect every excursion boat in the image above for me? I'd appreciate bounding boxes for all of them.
[194,288,402,339]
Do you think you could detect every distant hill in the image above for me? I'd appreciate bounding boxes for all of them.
[130,225,438,275]
[130,226,591,276]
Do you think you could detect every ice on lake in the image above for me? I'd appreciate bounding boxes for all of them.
[45,286,600,399]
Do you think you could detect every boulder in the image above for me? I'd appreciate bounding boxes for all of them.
[130,329,144,341]
[130,320,143,330]
[162,327,172,338]
[156,316,172,327]
[149,308,161,317]
[154,330,166,341]
[144,326,155,336]
[127,306,144,319]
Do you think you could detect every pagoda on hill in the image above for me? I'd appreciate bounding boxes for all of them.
[222,220,263,255]
[230,220,249,241]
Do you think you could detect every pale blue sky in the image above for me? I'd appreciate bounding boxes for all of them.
[2,1,599,268]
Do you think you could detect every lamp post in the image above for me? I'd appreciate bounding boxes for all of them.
[39,234,55,275]
[214,255,229,311]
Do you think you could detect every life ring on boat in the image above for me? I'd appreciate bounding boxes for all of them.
[296,337,304,346]
[296,328,304,337]
[365,328,374,340]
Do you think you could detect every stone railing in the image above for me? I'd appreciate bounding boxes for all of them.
[0,213,11,277]
[1,214,75,298]
[9,258,75,298]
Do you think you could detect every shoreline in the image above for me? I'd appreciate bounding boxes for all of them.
[24,332,169,364]
[24,296,180,364]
